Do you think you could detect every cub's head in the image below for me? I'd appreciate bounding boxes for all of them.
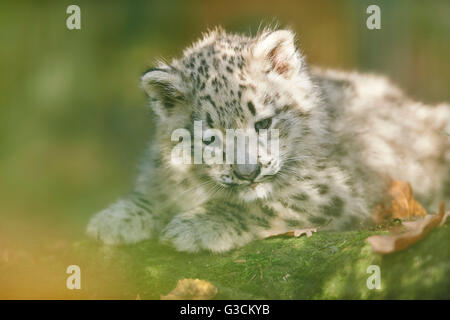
[141,28,327,202]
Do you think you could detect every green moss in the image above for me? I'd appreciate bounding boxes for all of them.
[75,223,450,299]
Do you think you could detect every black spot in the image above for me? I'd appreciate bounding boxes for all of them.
[260,205,275,217]
[239,221,249,232]
[202,95,216,108]
[190,111,197,123]
[308,216,328,225]
[134,202,150,212]
[255,117,272,131]
[221,75,229,85]
[316,184,330,195]
[226,66,233,73]
[252,216,270,228]
[206,113,214,127]
[303,125,311,136]
[293,193,309,201]
[136,196,151,205]
[213,58,219,69]
[247,101,256,115]
[263,95,272,105]
[164,102,175,109]
[321,197,344,217]
[288,204,305,213]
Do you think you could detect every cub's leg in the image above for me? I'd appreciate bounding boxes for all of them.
[161,203,256,253]
[86,192,157,245]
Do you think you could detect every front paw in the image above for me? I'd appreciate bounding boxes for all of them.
[86,200,154,245]
[161,213,253,253]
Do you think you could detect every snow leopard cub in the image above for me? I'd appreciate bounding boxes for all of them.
[87,28,450,252]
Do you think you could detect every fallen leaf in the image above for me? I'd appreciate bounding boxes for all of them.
[439,209,450,226]
[367,202,448,254]
[160,279,218,300]
[373,180,427,223]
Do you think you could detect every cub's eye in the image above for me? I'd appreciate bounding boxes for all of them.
[203,136,215,145]
[255,117,272,131]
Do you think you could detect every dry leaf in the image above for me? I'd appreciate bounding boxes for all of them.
[160,279,218,300]
[367,202,448,254]
[373,180,427,223]
[440,211,450,226]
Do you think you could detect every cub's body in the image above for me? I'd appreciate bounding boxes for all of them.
[87,28,450,252]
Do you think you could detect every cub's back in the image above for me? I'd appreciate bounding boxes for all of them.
[312,68,450,209]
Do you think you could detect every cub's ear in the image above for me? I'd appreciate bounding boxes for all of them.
[141,67,185,119]
[251,29,302,77]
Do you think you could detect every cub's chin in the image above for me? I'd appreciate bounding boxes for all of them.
[237,182,273,202]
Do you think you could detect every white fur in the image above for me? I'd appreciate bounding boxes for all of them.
[87,28,450,252]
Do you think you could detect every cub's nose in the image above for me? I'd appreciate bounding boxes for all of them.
[233,163,261,181]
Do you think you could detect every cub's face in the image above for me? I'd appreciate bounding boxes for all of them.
[142,29,322,202]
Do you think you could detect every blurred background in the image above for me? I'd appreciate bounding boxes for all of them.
[0,0,449,297]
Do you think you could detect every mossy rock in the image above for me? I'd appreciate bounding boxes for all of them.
[74,221,450,299]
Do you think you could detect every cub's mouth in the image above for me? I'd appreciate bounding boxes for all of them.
[222,174,276,189]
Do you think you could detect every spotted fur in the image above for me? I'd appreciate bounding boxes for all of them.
[87,27,450,252]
